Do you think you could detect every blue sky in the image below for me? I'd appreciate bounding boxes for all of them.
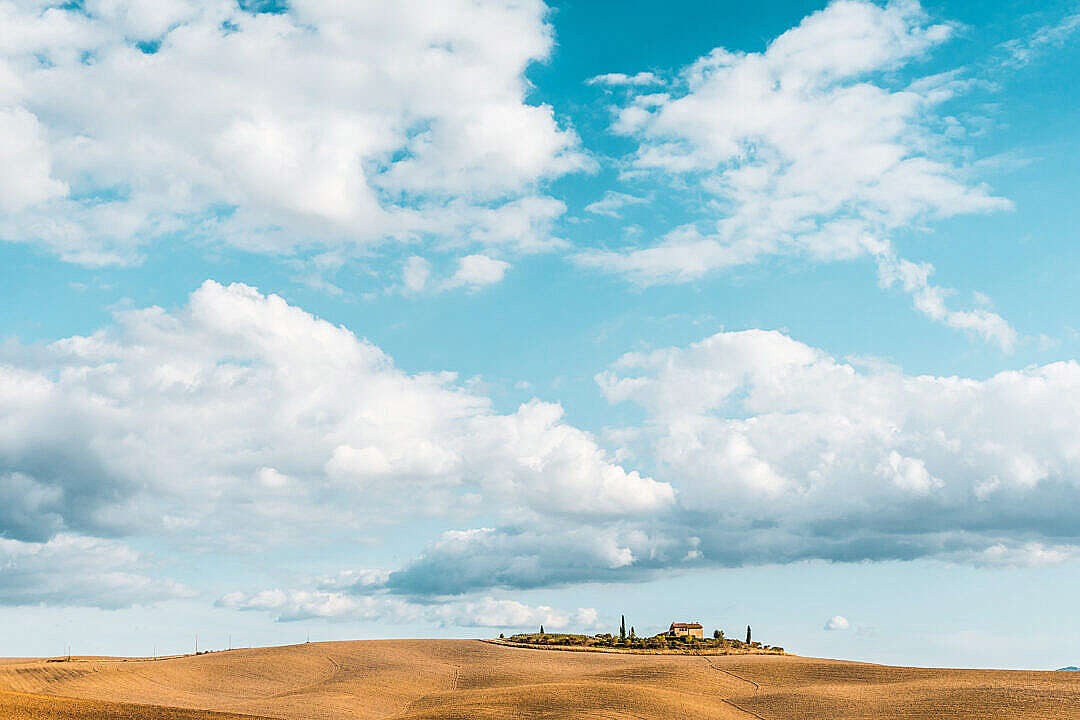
[1,0,1080,669]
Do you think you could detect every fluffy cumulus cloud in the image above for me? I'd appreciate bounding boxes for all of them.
[200,325,1080,606]
[441,254,511,292]
[577,0,1016,349]
[0,107,67,213]
[0,0,586,265]
[0,281,673,608]
[594,329,1080,567]
[320,315,1080,593]
[825,615,851,631]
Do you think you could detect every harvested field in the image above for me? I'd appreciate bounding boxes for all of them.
[1,640,1078,719]
[0,688,273,720]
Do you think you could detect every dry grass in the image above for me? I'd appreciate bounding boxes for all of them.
[1,640,1078,719]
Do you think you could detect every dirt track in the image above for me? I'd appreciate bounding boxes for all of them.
[1,639,1078,719]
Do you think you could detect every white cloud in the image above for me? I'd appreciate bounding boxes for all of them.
[0,281,673,562]
[441,254,511,291]
[6,284,1078,604]
[218,588,598,630]
[575,0,1015,347]
[875,451,941,495]
[314,569,391,590]
[595,328,1080,565]
[825,615,851,631]
[84,0,198,39]
[0,534,194,608]
[255,466,292,489]
[0,0,587,265]
[0,107,68,213]
[402,255,432,293]
[963,542,1076,568]
[876,253,1018,351]
[584,191,647,218]
[206,321,1080,598]
[1000,11,1080,68]
[586,71,662,87]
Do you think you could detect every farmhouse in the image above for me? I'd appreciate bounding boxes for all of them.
[667,622,704,639]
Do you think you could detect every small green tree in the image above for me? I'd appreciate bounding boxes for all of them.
[630,626,636,641]
[713,629,723,640]
[499,633,504,639]
[620,615,626,642]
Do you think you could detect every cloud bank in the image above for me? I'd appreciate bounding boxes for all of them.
[231,323,1080,604]
[333,328,1080,597]
[4,283,1080,609]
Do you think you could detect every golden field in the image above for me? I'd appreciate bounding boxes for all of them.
[1,639,1078,719]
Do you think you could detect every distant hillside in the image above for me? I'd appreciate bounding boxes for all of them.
[1059,666,1080,671]
[1,640,1080,719]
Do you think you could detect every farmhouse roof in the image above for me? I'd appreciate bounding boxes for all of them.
[670,622,703,629]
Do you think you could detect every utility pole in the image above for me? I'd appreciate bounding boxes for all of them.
[228,634,232,651]
[195,633,199,655]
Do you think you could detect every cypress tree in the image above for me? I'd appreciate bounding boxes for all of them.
[620,615,626,642]
[746,625,752,644]
[540,625,544,635]
[630,626,635,641]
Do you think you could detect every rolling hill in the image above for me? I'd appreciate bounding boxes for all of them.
[1,639,1078,719]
